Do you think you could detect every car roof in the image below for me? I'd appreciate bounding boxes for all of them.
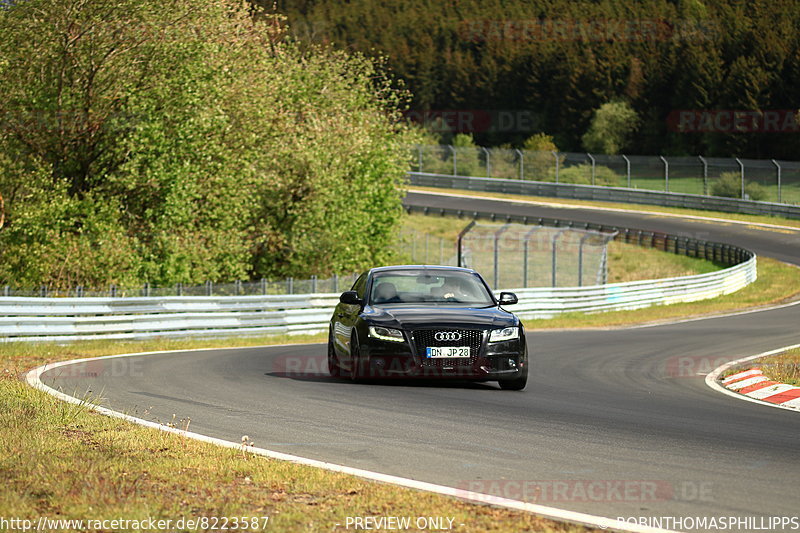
[368,265,477,275]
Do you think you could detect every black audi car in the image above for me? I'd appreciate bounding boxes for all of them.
[328,265,528,390]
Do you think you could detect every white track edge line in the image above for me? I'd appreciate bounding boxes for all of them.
[705,343,800,413]
[25,351,676,533]
[408,188,800,232]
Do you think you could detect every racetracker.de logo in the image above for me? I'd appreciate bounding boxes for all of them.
[667,110,800,133]
[456,480,675,503]
[403,109,539,133]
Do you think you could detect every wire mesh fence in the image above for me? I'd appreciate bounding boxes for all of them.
[0,275,362,299]
[3,220,615,297]
[457,223,614,289]
[412,145,800,205]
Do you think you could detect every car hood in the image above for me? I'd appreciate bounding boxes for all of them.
[363,305,516,330]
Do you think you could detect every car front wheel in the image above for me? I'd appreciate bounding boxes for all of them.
[499,369,528,391]
[349,332,365,382]
[327,332,341,377]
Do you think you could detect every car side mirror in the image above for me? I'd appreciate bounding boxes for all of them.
[499,292,518,305]
[339,291,363,305]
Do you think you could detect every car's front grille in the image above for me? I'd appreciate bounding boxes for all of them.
[412,329,483,367]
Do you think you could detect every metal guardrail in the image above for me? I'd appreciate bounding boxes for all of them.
[1,205,757,342]
[0,294,340,342]
[510,256,756,319]
[0,256,756,342]
[408,172,800,220]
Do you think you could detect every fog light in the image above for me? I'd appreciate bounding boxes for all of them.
[508,358,517,369]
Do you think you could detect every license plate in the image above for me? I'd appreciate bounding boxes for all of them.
[426,346,470,358]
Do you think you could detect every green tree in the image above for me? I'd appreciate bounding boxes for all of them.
[582,101,639,155]
[0,0,411,288]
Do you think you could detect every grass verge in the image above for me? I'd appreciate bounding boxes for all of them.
[751,349,800,386]
[2,337,596,533]
[408,186,800,230]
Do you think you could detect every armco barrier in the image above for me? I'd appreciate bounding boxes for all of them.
[408,172,800,220]
[0,294,340,342]
[1,253,756,344]
[509,256,756,320]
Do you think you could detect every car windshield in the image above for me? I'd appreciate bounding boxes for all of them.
[369,270,494,306]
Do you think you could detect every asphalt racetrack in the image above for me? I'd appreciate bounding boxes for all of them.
[41,191,800,527]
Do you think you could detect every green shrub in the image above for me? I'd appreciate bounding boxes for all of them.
[710,172,767,201]
[557,164,622,187]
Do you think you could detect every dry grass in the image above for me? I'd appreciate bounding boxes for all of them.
[755,349,800,386]
[605,241,722,283]
[1,339,596,533]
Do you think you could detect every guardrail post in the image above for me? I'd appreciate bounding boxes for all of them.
[457,220,476,268]
[493,224,511,289]
[660,156,669,192]
[622,154,631,188]
[578,234,592,287]
[600,245,609,285]
[332,274,338,293]
[235,279,242,295]
[3,285,9,297]
[449,145,457,176]
[40,285,47,298]
[699,155,708,195]
[311,275,317,293]
[551,230,567,287]
[206,281,213,296]
[552,151,560,183]
[287,277,294,295]
[523,226,540,287]
[142,282,150,297]
[772,159,782,203]
[482,147,491,177]
[587,153,596,186]
[176,283,183,297]
[110,284,117,298]
[516,149,524,180]
[735,158,745,199]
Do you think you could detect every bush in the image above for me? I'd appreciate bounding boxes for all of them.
[710,172,767,201]
[558,164,621,187]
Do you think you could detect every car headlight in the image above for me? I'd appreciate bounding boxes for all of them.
[489,327,519,343]
[368,326,404,342]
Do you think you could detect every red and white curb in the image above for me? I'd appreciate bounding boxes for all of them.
[706,343,800,412]
[722,368,800,408]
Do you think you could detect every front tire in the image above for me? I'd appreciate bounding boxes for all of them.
[349,332,365,383]
[499,370,528,391]
[327,332,341,377]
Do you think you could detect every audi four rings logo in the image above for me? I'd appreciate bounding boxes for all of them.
[434,331,462,341]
